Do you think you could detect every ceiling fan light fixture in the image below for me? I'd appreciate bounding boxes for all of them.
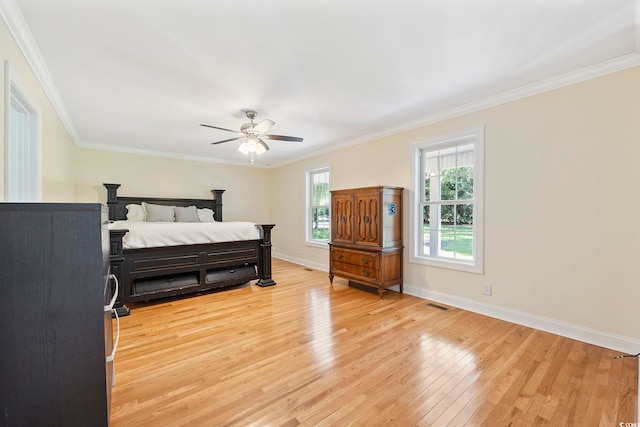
[238,142,249,154]
[238,136,266,156]
[256,140,268,155]
[202,110,302,162]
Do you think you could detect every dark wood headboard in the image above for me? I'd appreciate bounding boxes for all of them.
[103,183,224,222]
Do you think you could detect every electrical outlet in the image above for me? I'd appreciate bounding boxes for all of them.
[482,282,492,296]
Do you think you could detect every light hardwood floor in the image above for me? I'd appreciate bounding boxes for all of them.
[110,258,637,426]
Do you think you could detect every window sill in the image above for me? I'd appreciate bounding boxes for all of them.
[409,254,483,274]
[304,240,330,250]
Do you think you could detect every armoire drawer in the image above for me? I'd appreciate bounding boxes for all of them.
[330,248,379,268]
[331,261,378,282]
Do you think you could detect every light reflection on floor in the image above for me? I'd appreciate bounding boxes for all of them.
[305,287,336,371]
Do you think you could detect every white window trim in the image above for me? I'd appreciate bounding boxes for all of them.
[4,60,41,202]
[304,164,331,249]
[410,127,484,274]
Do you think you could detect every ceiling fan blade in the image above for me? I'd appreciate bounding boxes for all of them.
[200,123,241,134]
[264,134,304,142]
[211,137,242,145]
[257,138,270,151]
[253,119,275,134]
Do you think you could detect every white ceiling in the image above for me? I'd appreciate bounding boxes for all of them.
[4,0,640,167]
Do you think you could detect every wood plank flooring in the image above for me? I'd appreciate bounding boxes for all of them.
[110,259,637,426]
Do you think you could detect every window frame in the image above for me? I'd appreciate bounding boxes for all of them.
[4,60,41,202]
[411,128,484,274]
[304,165,331,248]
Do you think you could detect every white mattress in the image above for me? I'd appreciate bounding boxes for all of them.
[108,221,261,249]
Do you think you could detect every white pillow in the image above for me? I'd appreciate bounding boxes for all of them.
[142,202,175,222]
[126,204,146,221]
[197,208,216,222]
[174,205,200,222]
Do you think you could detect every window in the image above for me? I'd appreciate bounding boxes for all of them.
[305,166,330,245]
[4,61,40,201]
[412,129,484,273]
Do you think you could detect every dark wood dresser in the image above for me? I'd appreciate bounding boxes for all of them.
[0,203,115,426]
[328,186,403,297]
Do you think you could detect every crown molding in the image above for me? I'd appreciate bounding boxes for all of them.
[272,52,640,169]
[75,140,270,168]
[0,0,80,144]
[3,0,640,169]
[341,53,640,150]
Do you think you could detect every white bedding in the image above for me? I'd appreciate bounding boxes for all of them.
[108,220,261,249]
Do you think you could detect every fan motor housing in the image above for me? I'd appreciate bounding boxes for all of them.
[241,123,255,134]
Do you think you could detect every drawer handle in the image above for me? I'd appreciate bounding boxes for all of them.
[336,254,344,260]
[363,270,372,276]
[361,258,370,264]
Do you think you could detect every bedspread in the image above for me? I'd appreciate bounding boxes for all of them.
[109,221,261,249]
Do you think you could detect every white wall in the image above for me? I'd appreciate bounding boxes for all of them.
[271,66,640,348]
[74,147,272,223]
[0,16,77,201]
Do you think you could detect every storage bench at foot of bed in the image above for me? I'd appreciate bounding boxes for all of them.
[117,240,263,304]
[134,272,200,299]
[128,264,258,302]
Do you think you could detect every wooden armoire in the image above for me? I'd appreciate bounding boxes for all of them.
[328,186,403,297]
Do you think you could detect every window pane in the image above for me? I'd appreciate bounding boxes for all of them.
[456,203,473,226]
[311,207,330,241]
[439,205,454,257]
[455,205,473,260]
[422,205,431,256]
[424,172,431,201]
[440,203,454,223]
[436,204,474,261]
[440,169,456,201]
[456,166,474,200]
[312,171,329,206]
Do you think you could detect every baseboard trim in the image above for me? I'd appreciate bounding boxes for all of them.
[271,255,639,354]
[273,252,328,273]
[274,255,638,410]
[404,284,640,355]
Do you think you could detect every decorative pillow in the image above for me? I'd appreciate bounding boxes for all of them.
[174,205,200,222]
[142,202,175,222]
[197,208,216,222]
[126,204,146,221]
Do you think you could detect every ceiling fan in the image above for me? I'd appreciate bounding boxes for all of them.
[200,110,303,158]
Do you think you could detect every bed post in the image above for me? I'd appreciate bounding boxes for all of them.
[257,224,276,287]
[103,183,130,316]
[211,189,224,221]
[104,183,121,221]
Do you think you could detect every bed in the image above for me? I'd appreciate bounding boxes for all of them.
[104,183,275,316]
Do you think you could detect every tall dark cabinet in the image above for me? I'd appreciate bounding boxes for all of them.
[0,203,115,427]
